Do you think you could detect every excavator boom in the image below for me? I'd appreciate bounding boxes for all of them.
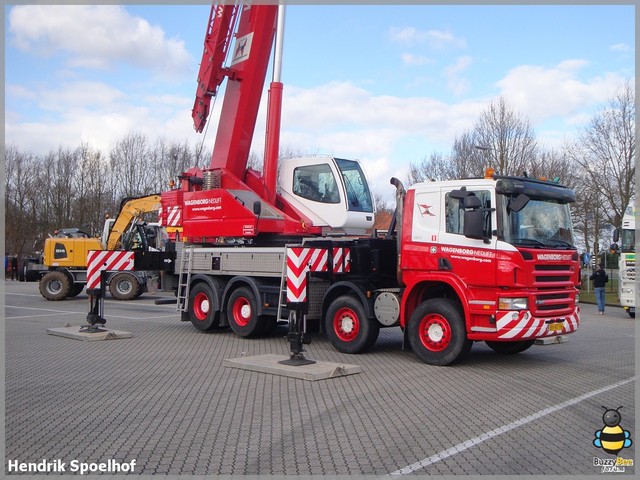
[106,194,162,250]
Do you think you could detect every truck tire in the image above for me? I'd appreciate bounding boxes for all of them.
[68,283,85,297]
[227,286,262,337]
[108,272,140,300]
[325,295,379,354]
[188,282,221,331]
[485,340,534,354]
[39,271,72,301]
[407,298,471,366]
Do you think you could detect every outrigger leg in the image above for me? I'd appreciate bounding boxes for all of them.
[279,306,315,366]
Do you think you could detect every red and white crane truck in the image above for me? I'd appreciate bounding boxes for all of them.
[152,4,581,365]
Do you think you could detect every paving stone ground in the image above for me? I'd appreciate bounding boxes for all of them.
[4,281,636,476]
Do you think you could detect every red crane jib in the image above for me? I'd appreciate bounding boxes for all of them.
[165,4,316,241]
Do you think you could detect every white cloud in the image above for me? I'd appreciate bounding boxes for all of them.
[389,26,466,49]
[495,60,626,124]
[444,56,472,96]
[8,5,192,79]
[610,43,631,52]
[401,53,430,66]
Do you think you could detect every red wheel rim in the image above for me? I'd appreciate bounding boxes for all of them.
[232,297,251,327]
[333,307,360,342]
[419,313,451,352]
[193,292,210,321]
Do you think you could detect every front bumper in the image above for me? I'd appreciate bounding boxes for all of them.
[493,306,580,340]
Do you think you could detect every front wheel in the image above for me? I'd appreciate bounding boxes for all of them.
[407,298,471,366]
[485,340,534,354]
[39,271,72,301]
[325,295,379,354]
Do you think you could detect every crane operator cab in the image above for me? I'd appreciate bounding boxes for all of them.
[279,155,375,235]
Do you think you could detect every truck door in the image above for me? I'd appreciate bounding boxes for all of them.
[438,186,497,291]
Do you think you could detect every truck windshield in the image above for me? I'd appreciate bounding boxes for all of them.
[503,198,576,249]
[621,229,635,251]
[335,158,373,213]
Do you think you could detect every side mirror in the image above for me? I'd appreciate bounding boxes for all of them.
[612,228,620,243]
[507,193,529,213]
[464,210,484,240]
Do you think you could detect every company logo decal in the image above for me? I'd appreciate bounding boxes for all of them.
[418,203,435,217]
[593,406,633,473]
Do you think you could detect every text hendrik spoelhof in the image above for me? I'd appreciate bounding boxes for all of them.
[7,458,136,475]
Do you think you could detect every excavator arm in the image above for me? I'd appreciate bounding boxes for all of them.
[105,194,162,251]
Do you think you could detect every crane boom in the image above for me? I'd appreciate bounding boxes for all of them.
[191,5,238,133]
[194,4,278,180]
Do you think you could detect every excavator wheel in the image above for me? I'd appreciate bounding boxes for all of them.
[68,283,85,297]
[108,272,141,301]
[39,270,72,301]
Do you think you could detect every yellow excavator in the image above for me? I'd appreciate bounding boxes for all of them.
[38,194,165,301]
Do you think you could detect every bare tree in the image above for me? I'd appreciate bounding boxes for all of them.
[571,81,635,228]
[109,132,154,199]
[409,97,538,182]
[473,97,538,176]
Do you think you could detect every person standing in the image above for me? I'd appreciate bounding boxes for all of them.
[10,255,18,281]
[590,262,608,314]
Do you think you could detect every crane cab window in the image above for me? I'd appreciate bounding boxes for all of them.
[293,164,340,204]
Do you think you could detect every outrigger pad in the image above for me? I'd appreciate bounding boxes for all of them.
[224,353,362,381]
[47,326,132,342]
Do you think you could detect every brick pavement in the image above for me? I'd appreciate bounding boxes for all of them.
[4,282,636,476]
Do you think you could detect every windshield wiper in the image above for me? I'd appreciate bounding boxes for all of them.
[513,238,546,247]
[544,239,575,248]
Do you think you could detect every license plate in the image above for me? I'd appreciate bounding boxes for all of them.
[548,322,563,332]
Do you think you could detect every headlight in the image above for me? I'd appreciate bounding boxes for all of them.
[622,288,634,294]
[498,297,528,310]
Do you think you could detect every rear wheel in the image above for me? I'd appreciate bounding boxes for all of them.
[407,298,471,366]
[108,272,140,300]
[39,271,72,301]
[188,282,221,331]
[325,295,379,354]
[485,340,535,354]
[227,286,262,337]
[68,283,85,297]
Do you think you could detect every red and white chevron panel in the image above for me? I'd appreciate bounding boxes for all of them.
[286,247,328,303]
[162,206,181,227]
[332,247,351,273]
[86,250,135,290]
[496,309,580,340]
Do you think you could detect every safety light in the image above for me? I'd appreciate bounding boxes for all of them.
[484,167,495,179]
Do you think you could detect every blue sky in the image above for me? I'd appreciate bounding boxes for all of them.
[4,4,635,199]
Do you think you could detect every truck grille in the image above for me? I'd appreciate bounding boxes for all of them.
[622,259,635,281]
[534,291,572,312]
[533,264,572,284]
